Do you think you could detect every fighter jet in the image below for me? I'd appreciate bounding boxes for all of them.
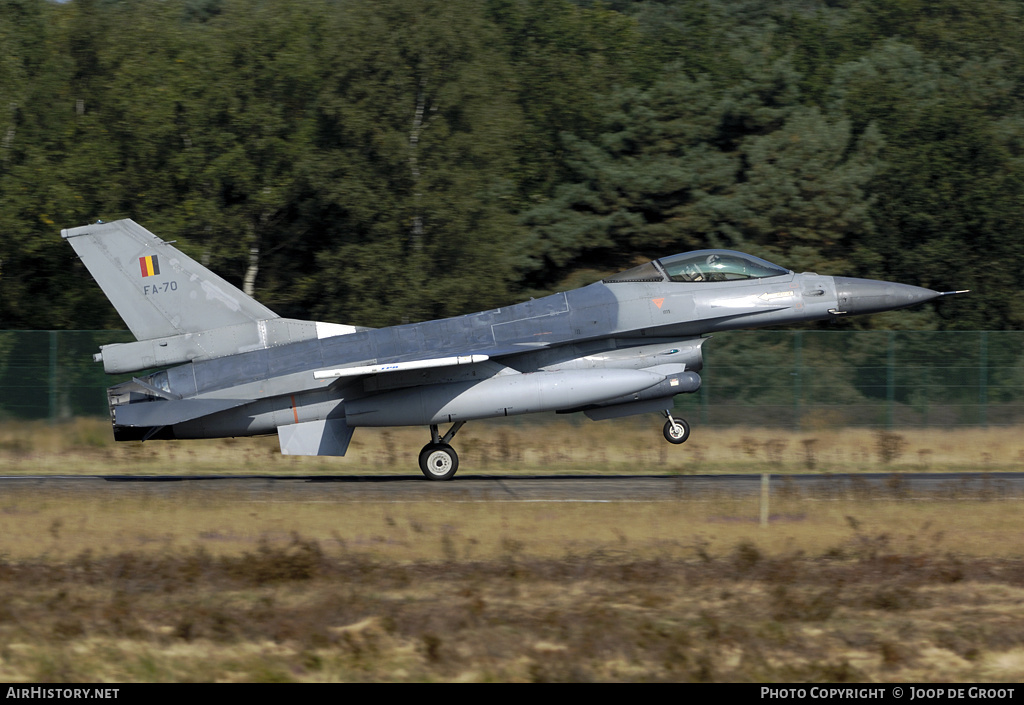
[61,219,964,479]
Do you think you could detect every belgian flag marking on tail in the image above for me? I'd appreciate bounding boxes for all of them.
[139,255,160,277]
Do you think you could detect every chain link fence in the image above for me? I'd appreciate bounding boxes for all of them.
[674,330,1024,429]
[1,330,1022,428]
[0,331,134,420]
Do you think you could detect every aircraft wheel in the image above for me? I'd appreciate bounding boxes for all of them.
[419,443,459,481]
[663,418,690,445]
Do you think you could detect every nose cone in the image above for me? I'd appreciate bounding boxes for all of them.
[833,277,941,316]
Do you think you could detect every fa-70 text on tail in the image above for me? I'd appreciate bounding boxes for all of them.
[62,220,964,480]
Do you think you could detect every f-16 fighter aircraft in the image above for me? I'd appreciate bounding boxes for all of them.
[62,219,964,479]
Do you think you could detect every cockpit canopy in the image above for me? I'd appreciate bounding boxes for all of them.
[603,250,791,284]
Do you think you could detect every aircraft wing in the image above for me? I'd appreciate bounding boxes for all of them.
[115,343,552,430]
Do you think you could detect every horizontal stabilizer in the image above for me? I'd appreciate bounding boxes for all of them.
[114,398,248,427]
[278,418,354,456]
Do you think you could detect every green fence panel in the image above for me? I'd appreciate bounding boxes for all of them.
[0,331,134,421]
[673,330,1024,429]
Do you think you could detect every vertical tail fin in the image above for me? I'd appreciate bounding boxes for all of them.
[62,219,278,340]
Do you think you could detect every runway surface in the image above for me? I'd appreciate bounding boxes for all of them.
[2,472,1023,502]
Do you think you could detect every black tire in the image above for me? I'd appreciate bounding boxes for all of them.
[663,418,690,445]
[418,443,459,480]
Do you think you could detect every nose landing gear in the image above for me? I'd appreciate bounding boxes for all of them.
[663,411,690,444]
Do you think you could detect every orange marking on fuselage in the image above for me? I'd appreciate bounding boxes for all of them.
[652,298,665,309]
[291,395,299,424]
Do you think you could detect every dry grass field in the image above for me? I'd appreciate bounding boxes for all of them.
[2,417,1023,475]
[1,419,1023,682]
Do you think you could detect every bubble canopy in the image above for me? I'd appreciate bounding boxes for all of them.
[603,250,791,284]
[659,250,790,282]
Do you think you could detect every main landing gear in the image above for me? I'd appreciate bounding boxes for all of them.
[419,413,689,480]
[419,421,465,481]
[662,410,690,444]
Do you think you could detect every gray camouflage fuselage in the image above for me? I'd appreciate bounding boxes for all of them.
[115,265,931,438]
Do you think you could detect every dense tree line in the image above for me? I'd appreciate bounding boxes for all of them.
[1,0,1021,331]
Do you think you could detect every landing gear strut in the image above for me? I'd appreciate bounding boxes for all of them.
[419,421,465,480]
[662,411,690,444]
